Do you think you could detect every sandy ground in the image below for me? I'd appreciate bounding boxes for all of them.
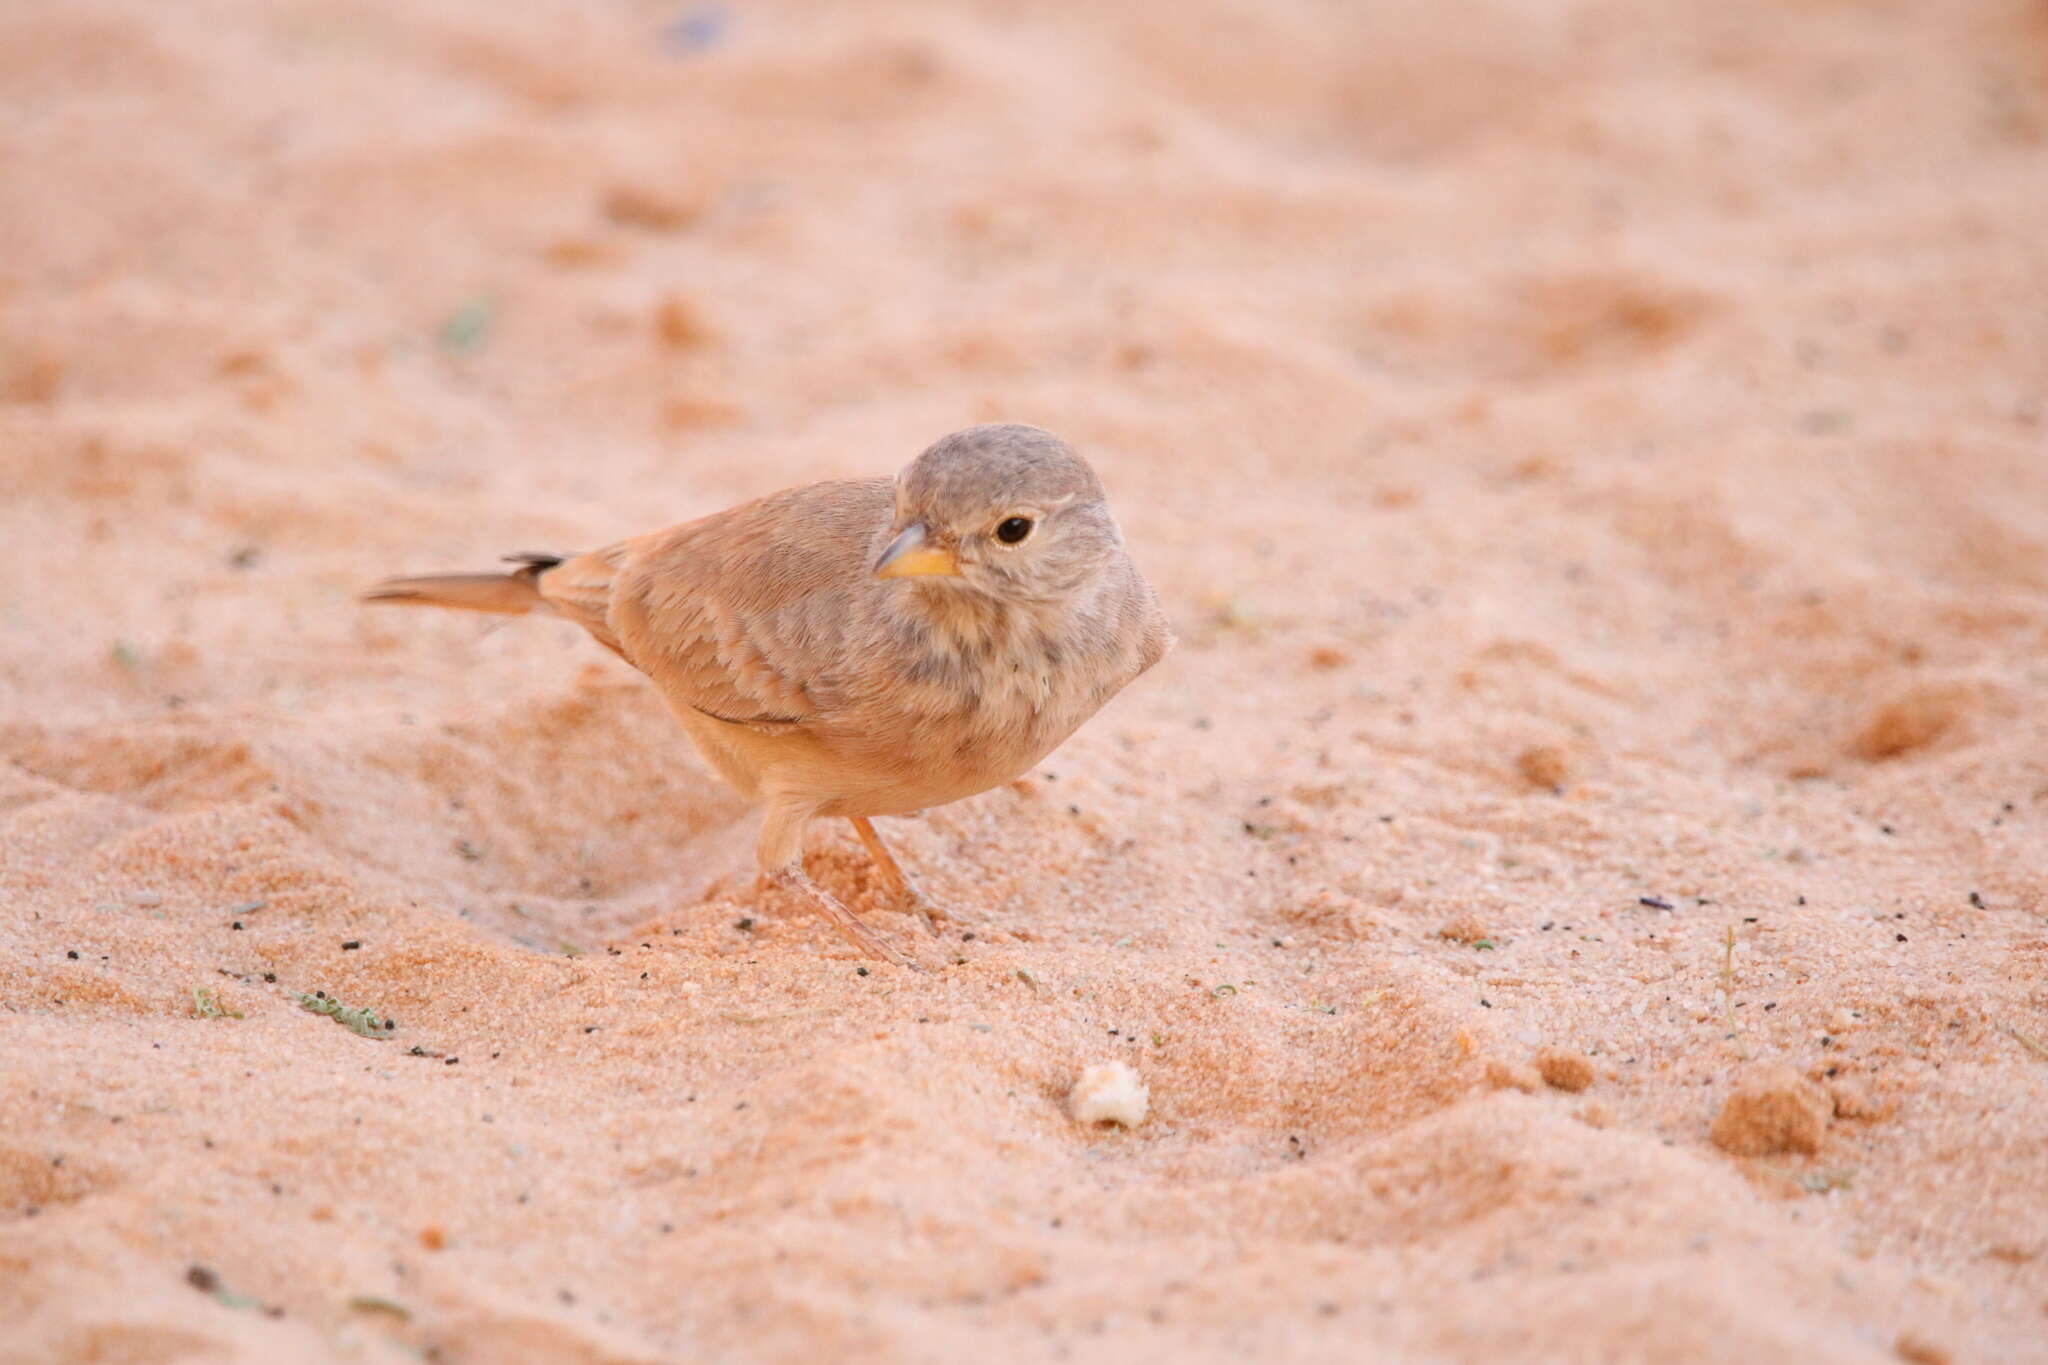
[4,1,2047,1361]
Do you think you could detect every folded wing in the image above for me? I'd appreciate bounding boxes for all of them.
[602,477,894,730]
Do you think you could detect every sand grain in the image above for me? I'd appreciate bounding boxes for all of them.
[4,1,2046,1361]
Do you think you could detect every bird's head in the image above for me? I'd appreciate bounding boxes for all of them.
[875,424,1122,604]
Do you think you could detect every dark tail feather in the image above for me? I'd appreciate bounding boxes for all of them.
[360,552,563,616]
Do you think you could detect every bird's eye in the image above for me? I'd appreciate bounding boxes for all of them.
[995,516,1033,545]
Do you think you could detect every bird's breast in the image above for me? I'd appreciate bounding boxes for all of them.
[819,621,1122,813]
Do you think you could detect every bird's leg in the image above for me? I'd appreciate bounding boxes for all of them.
[848,816,947,937]
[769,866,920,971]
[758,801,920,970]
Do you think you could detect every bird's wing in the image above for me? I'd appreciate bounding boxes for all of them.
[604,478,893,729]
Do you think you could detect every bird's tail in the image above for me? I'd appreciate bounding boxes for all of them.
[360,552,563,616]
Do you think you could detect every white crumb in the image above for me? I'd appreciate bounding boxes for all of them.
[1069,1061,1149,1128]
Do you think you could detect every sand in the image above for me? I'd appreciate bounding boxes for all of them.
[3,1,2046,1361]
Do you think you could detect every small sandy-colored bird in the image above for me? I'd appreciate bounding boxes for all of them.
[364,424,1171,968]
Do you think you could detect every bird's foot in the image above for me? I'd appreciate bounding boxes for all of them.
[771,866,923,971]
[847,815,951,939]
[903,888,948,938]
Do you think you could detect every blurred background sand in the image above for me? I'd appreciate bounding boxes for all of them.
[3,1,2046,1361]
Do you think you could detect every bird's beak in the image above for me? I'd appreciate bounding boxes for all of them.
[874,523,961,579]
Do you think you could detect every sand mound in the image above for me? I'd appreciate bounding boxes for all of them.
[3,1,2045,1361]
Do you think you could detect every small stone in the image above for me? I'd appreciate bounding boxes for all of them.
[1827,1080,1882,1121]
[1438,915,1489,945]
[1854,685,1966,761]
[1484,1058,1541,1093]
[1894,1331,1951,1365]
[1536,1048,1596,1093]
[655,294,715,350]
[1710,1065,1830,1156]
[1069,1061,1148,1128]
[542,237,617,269]
[419,1226,446,1252]
[602,183,703,232]
[1517,745,1570,789]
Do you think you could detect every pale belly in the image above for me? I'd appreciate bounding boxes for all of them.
[662,645,1132,819]
[823,697,1091,817]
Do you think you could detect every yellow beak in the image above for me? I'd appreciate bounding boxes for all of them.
[874,523,961,579]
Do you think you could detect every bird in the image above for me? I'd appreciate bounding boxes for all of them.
[362,424,1172,968]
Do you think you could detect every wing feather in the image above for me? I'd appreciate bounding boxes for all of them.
[604,478,893,728]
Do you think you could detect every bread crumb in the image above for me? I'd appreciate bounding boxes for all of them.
[1710,1065,1830,1156]
[1536,1047,1596,1092]
[1070,1061,1148,1127]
